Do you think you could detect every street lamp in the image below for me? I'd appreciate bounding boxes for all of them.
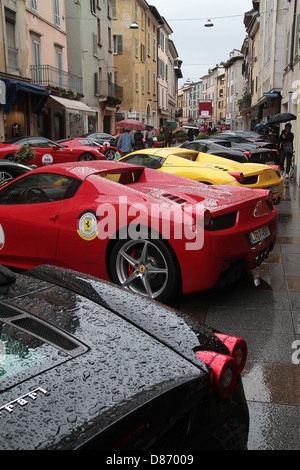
[129,21,139,29]
[204,19,214,27]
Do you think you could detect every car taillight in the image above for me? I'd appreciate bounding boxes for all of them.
[269,165,282,178]
[196,350,238,399]
[199,209,211,229]
[266,189,273,202]
[215,333,247,374]
[243,151,251,159]
[228,171,244,183]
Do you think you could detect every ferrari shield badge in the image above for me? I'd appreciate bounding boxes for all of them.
[77,211,98,241]
[0,224,5,250]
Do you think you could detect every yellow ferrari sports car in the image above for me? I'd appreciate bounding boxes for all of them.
[118,147,284,204]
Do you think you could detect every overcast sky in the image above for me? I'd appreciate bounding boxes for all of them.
[149,0,253,85]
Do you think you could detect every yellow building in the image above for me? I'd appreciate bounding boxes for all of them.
[113,0,161,126]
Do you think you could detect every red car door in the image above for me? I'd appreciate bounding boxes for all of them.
[25,138,76,166]
[0,202,62,269]
[0,172,78,269]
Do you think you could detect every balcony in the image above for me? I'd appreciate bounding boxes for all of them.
[97,80,123,104]
[30,65,83,96]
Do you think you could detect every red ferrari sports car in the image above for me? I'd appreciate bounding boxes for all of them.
[0,136,106,166]
[0,160,278,303]
[56,137,121,161]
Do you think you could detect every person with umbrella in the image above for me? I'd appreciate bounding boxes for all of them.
[117,129,134,156]
[278,123,294,178]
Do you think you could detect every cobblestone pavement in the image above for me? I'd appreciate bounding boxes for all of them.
[171,180,300,450]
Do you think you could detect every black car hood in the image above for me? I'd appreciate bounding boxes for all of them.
[0,266,227,449]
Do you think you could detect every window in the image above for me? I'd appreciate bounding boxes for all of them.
[5,8,18,70]
[113,35,123,54]
[153,37,156,61]
[32,37,41,82]
[0,173,82,205]
[30,0,38,13]
[135,73,139,92]
[93,33,98,56]
[147,68,151,93]
[286,30,290,66]
[140,43,145,63]
[147,31,151,57]
[54,0,60,27]
[90,0,96,14]
[97,18,101,44]
[153,72,156,95]
[56,47,63,86]
[108,27,112,51]
[112,0,117,18]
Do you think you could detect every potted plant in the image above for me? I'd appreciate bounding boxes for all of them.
[13,144,36,164]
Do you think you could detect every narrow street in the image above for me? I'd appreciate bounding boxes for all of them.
[171,180,300,450]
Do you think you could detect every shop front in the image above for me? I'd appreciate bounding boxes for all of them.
[0,77,49,141]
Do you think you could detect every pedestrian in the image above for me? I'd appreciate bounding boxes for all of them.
[188,127,194,142]
[134,130,144,150]
[278,123,294,179]
[146,126,156,148]
[117,129,134,156]
[164,124,172,147]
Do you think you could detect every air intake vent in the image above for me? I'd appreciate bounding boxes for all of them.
[12,317,77,351]
[0,302,21,319]
[162,194,187,204]
[0,301,88,356]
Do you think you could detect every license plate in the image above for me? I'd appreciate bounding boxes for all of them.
[248,225,270,245]
[266,185,279,194]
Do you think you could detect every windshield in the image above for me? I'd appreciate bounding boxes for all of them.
[121,153,165,169]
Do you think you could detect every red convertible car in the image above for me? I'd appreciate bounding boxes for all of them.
[0,161,278,303]
[0,136,106,166]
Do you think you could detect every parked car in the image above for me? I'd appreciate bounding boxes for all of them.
[0,136,106,166]
[0,160,277,303]
[0,263,249,450]
[119,148,284,205]
[181,139,278,164]
[211,132,279,160]
[79,132,116,146]
[0,160,31,185]
[56,137,120,160]
[181,140,250,163]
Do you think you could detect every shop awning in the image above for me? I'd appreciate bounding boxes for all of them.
[0,77,49,114]
[49,95,98,114]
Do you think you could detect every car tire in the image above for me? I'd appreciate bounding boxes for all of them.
[0,170,14,184]
[78,153,96,161]
[105,148,116,160]
[109,237,180,303]
[5,154,17,162]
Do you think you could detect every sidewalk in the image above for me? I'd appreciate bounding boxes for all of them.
[172,180,300,449]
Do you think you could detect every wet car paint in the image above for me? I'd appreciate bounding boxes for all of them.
[0,265,249,450]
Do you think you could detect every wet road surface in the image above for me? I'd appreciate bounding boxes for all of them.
[171,180,300,450]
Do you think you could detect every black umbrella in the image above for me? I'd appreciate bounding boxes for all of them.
[267,112,296,125]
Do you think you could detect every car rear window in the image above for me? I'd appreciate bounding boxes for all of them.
[97,168,143,185]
